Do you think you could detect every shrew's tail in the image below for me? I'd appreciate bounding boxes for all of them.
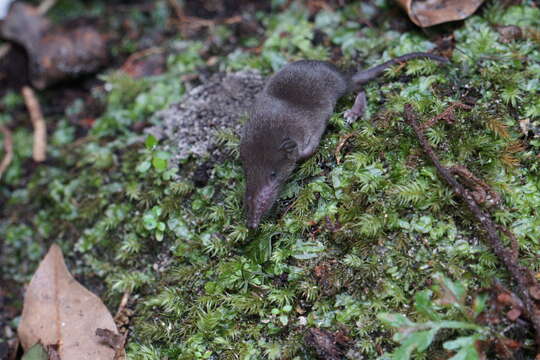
[351,52,449,86]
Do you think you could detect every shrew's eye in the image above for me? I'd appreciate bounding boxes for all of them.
[270,171,277,179]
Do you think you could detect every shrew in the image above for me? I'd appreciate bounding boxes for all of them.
[240,52,449,229]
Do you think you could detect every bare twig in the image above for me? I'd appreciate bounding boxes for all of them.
[404,103,540,349]
[496,225,520,262]
[334,132,356,164]
[167,0,241,35]
[22,86,47,162]
[0,124,13,178]
[114,291,131,320]
[37,0,57,14]
[120,46,164,75]
[449,165,501,205]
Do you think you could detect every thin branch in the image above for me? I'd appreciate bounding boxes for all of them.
[37,0,57,14]
[22,86,47,162]
[449,165,501,205]
[114,291,131,320]
[167,0,241,35]
[334,131,356,164]
[0,124,13,178]
[403,103,540,349]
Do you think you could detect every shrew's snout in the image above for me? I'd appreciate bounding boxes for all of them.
[244,182,279,230]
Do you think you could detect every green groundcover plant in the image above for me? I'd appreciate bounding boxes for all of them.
[1,0,539,358]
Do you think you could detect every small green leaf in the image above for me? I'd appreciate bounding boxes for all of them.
[152,151,171,172]
[390,336,416,360]
[414,329,438,351]
[136,160,151,173]
[279,315,288,325]
[143,213,157,230]
[443,335,477,350]
[388,329,437,360]
[472,293,487,316]
[436,321,483,331]
[378,313,415,328]
[444,336,481,360]
[152,157,168,172]
[414,290,440,321]
[145,134,157,149]
[157,222,166,232]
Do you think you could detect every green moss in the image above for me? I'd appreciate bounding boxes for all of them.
[1,0,539,359]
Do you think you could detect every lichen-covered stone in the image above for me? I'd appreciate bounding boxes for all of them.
[147,70,265,163]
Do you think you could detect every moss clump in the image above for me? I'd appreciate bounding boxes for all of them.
[1,1,539,359]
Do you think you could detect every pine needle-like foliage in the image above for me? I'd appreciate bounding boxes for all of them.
[1,1,539,359]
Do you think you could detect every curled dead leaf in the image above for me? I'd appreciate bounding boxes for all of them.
[0,3,107,89]
[18,244,123,360]
[394,0,485,27]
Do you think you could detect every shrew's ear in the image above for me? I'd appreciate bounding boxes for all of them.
[279,137,298,159]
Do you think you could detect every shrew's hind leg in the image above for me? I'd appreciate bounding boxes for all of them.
[344,89,366,124]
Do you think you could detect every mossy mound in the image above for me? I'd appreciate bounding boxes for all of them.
[1,1,539,359]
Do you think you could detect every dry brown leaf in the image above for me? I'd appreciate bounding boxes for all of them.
[395,0,485,27]
[0,3,107,89]
[18,244,123,360]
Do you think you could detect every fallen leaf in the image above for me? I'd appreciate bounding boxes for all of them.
[0,3,107,89]
[18,244,123,360]
[394,0,485,27]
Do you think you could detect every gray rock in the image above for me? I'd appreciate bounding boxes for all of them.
[147,70,265,163]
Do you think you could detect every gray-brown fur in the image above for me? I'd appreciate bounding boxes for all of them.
[240,53,448,229]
